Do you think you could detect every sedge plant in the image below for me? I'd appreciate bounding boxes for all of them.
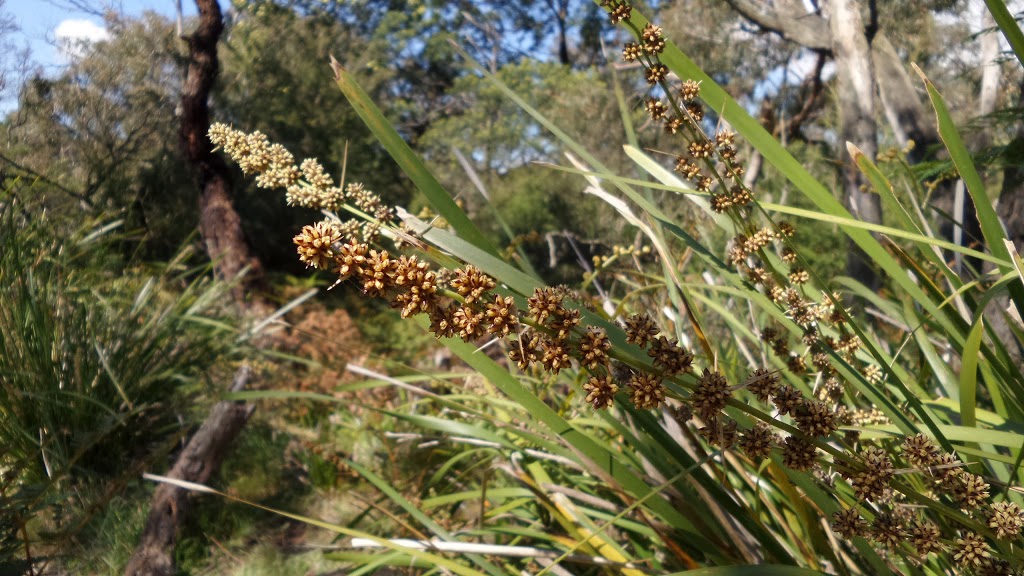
[189,2,1024,574]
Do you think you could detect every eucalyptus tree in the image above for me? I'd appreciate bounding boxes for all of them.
[675,0,1015,283]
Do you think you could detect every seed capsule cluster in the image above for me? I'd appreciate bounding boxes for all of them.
[599,4,1022,571]
[213,18,1023,563]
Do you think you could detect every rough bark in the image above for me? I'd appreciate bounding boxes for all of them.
[180,0,267,309]
[125,2,264,573]
[830,0,881,287]
[124,366,255,576]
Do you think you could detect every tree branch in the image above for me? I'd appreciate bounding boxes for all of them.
[723,0,832,50]
[786,50,827,139]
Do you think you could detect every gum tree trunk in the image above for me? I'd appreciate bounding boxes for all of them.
[830,0,881,287]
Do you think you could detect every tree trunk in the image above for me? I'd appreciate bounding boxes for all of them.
[999,143,1024,253]
[180,0,267,309]
[830,0,881,287]
[977,10,1000,125]
[125,2,264,573]
[984,68,1024,368]
[124,367,255,576]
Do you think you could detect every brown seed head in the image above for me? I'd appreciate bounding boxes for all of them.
[909,519,942,556]
[622,41,642,62]
[903,433,941,470]
[674,156,702,180]
[738,422,776,461]
[688,138,714,159]
[508,328,541,370]
[772,384,803,416]
[582,374,619,409]
[453,305,486,342]
[781,435,816,471]
[794,400,837,437]
[334,241,368,280]
[578,326,611,370]
[710,193,733,213]
[647,335,693,376]
[645,64,668,85]
[628,372,665,409]
[684,102,705,124]
[744,368,779,404]
[527,287,563,325]
[429,304,458,339]
[987,501,1024,540]
[851,446,895,502]
[451,265,496,304]
[294,220,343,270]
[831,508,867,539]
[690,368,730,420]
[952,472,990,510]
[730,186,753,207]
[871,513,905,549]
[624,313,659,348]
[607,2,632,24]
[953,532,990,567]
[680,79,700,101]
[484,294,519,336]
[645,97,668,121]
[540,337,572,374]
[698,416,738,448]
[360,249,399,297]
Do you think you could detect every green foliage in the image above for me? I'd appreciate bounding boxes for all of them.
[4,0,1024,573]
[4,13,194,257]
[174,423,299,573]
[0,185,241,566]
[60,491,150,575]
[356,303,437,367]
[195,1,1024,573]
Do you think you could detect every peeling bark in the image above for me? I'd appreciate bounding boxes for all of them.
[724,0,831,50]
[723,1,998,282]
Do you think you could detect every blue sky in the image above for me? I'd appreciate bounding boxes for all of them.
[6,0,195,71]
[2,0,196,112]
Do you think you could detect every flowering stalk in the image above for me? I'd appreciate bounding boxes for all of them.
[209,10,1022,564]
[598,1,1022,572]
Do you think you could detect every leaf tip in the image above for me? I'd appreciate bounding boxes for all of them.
[910,62,930,86]
[329,54,344,80]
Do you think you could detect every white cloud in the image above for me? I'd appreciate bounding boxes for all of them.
[53,19,109,60]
